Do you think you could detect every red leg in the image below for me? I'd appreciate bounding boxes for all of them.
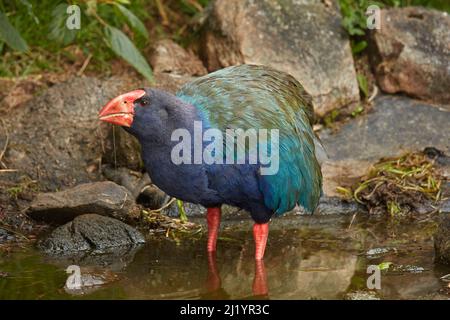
[207,207,221,252]
[252,259,268,296]
[253,223,269,260]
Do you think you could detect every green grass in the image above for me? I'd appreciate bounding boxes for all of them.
[0,0,208,78]
[0,0,447,78]
[338,152,443,216]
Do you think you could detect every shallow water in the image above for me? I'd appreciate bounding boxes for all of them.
[0,214,449,300]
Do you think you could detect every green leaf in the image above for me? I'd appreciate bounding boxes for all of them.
[357,73,369,98]
[378,262,393,271]
[19,0,40,24]
[352,40,367,54]
[351,104,364,117]
[104,26,153,82]
[115,3,148,39]
[177,199,188,223]
[0,11,28,52]
[48,4,77,45]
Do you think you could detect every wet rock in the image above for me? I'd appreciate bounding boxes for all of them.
[102,166,168,209]
[164,196,362,219]
[28,181,136,224]
[42,245,141,273]
[319,95,450,197]
[434,214,450,265]
[64,267,120,296]
[438,182,450,214]
[164,201,205,218]
[424,147,450,167]
[365,247,396,258]
[201,0,359,116]
[150,39,207,76]
[38,214,145,253]
[344,291,380,300]
[0,76,134,191]
[316,196,363,215]
[441,199,450,215]
[387,264,426,274]
[0,228,14,242]
[369,7,450,106]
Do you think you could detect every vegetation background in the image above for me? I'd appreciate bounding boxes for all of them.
[0,0,449,80]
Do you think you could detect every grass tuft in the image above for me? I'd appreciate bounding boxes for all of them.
[338,152,444,216]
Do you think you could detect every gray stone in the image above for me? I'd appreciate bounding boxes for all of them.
[38,214,145,253]
[0,228,14,242]
[0,76,135,191]
[201,0,360,116]
[370,7,450,106]
[441,199,450,214]
[345,291,380,300]
[102,166,168,210]
[28,181,136,224]
[320,95,450,161]
[150,39,207,76]
[164,201,205,218]
[434,214,450,265]
[316,196,363,215]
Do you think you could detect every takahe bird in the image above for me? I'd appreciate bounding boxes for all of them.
[99,64,323,260]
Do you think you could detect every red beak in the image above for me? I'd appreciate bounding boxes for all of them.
[98,89,146,127]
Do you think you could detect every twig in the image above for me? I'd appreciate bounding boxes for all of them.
[112,125,117,169]
[186,0,203,12]
[368,85,378,103]
[347,212,357,230]
[0,119,9,169]
[149,197,177,213]
[77,53,93,76]
[155,0,169,26]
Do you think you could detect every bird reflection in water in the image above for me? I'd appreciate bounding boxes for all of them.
[204,252,269,299]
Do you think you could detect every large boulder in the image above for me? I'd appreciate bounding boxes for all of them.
[201,0,360,116]
[369,7,450,107]
[38,214,145,253]
[0,76,136,191]
[28,181,137,224]
[319,95,450,196]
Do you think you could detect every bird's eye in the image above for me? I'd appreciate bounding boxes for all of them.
[138,97,149,107]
